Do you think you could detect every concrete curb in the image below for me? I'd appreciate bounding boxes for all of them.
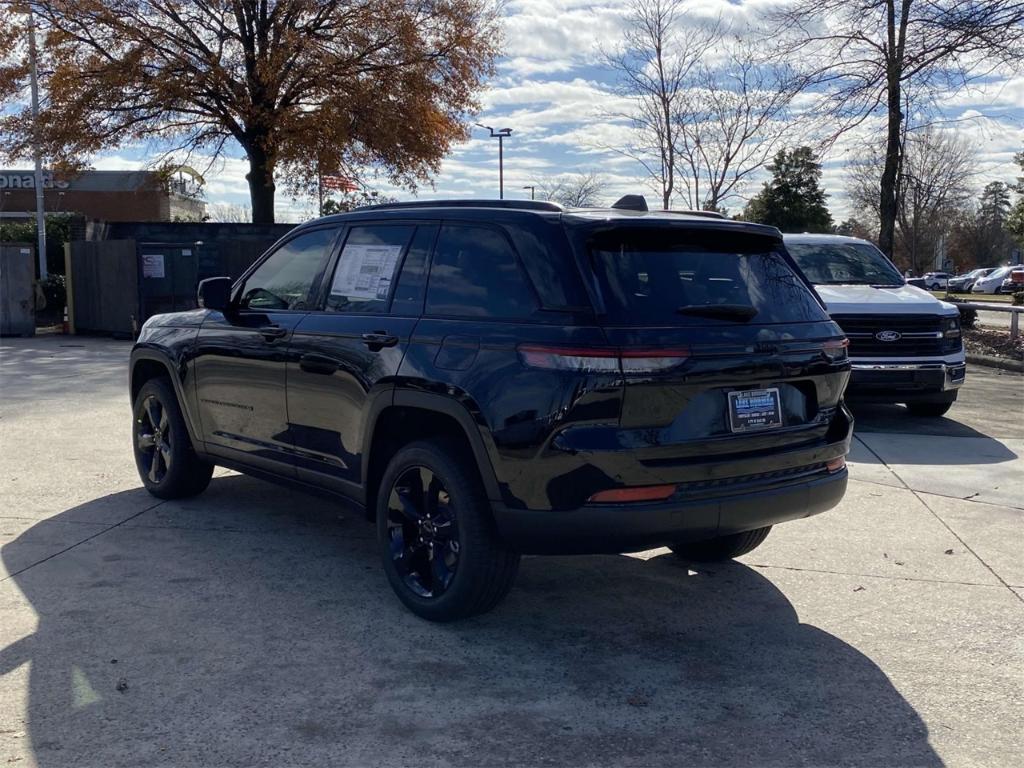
[966,353,1024,373]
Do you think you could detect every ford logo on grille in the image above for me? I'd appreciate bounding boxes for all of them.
[875,330,902,342]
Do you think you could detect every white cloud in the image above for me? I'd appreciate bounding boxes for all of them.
[64,0,1020,222]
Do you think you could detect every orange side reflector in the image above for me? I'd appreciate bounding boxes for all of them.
[826,457,847,472]
[588,484,677,503]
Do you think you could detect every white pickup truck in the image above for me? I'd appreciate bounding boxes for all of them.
[785,234,966,417]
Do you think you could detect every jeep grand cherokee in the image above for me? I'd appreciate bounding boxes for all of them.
[129,197,853,621]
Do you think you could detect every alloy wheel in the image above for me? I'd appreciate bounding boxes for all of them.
[137,395,171,484]
[386,466,460,598]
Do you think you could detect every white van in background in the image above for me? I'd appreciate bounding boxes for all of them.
[784,234,966,417]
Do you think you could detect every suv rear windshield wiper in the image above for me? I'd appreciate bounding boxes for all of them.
[675,304,758,321]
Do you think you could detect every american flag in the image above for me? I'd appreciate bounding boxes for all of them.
[321,174,358,192]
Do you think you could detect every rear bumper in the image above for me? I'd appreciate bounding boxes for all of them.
[494,467,848,555]
[846,358,965,403]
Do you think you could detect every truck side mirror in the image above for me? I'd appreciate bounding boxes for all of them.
[197,276,233,312]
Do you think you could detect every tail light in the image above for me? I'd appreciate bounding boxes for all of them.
[823,338,849,363]
[826,457,846,473]
[588,484,677,503]
[517,345,689,373]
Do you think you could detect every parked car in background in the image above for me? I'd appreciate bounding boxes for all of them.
[947,268,995,293]
[128,197,854,621]
[972,266,1016,294]
[1000,268,1024,294]
[785,234,965,418]
[922,272,951,290]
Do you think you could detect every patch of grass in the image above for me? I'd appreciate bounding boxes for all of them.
[930,291,1014,303]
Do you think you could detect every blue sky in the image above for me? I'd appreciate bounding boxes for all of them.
[85,0,1023,222]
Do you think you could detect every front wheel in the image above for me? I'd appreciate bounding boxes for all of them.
[377,439,520,622]
[132,378,213,498]
[669,526,772,562]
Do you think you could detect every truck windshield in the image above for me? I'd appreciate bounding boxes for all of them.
[786,242,904,287]
[587,230,827,325]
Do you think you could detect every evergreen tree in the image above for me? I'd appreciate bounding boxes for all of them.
[743,147,833,233]
[1005,152,1024,248]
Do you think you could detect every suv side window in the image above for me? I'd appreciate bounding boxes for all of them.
[240,228,338,311]
[426,224,538,318]
[390,225,437,315]
[326,225,414,313]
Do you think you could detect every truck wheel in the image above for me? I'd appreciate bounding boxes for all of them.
[669,526,772,562]
[906,401,953,417]
[132,378,213,499]
[377,439,520,622]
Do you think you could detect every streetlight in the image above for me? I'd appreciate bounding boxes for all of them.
[475,123,512,199]
[898,172,923,275]
[522,185,535,200]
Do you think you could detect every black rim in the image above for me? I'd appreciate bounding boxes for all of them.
[386,466,460,598]
[137,394,171,484]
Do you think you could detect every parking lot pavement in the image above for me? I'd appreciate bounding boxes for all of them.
[1,336,1021,768]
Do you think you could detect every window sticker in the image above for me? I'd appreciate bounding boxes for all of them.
[331,244,404,301]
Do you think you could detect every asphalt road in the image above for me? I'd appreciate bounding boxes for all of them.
[1,336,1021,767]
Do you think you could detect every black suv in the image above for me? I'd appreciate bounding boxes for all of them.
[129,198,853,621]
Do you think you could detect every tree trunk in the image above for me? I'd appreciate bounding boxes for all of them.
[246,148,276,224]
[878,0,906,259]
[878,98,901,259]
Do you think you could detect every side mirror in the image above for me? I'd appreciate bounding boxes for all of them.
[197,276,233,312]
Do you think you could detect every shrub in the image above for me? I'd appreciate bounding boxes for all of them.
[944,296,978,328]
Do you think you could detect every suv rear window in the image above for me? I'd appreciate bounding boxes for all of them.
[588,229,826,326]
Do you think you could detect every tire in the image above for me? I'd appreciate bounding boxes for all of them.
[376,439,519,622]
[132,377,213,499]
[906,401,953,417]
[669,526,772,562]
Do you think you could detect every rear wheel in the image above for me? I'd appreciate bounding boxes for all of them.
[132,378,213,499]
[906,400,954,417]
[377,439,519,622]
[669,526,772,562]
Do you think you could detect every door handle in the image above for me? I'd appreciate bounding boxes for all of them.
[299,353,339,375]
[361,331,399,351]
[259,325,288,341]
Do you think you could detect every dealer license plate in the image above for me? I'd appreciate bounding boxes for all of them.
[728,388,783,433]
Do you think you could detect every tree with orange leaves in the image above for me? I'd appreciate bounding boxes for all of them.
[0,1,500,222]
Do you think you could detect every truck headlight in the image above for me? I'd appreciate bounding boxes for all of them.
[944,317,961,338]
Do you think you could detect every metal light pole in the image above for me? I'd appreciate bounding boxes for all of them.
[522,185,535,200]
[476,124,512,199]
[27,4,47,278]
[898,172,922,275]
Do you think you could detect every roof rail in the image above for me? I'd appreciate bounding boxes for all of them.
[664,209,726,219]
[351,199,563,213]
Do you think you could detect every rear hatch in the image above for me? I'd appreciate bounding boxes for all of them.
[575,221,849,461]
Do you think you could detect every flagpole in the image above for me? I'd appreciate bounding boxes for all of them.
[28,4,47,278]
[317,157,323,217]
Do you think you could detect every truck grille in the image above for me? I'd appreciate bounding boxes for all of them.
[831,314,960,358]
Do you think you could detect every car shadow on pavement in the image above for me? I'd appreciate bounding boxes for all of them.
[850,402,1010,440]
[1,476,941,767]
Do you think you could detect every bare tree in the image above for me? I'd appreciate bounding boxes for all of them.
[204,202,252,223]
[673,48,801,212]
[534,172,607,208]
[770,0,1024,257]
[602,0,716,209]
[846,127,976,272]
